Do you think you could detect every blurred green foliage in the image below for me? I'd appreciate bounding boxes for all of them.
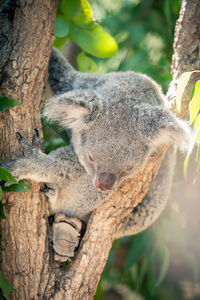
[55,0,118,57]
[95,208,200,300]
[43,0,200,299]
[90,0,181,92]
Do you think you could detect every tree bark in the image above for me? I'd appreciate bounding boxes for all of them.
[0,0,199,299]
[0,1,57,299]
[167,0,200,118]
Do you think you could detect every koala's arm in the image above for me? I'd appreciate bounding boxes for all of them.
[1,141,84,186]
[48,48,78,94]
[115,147,176,239]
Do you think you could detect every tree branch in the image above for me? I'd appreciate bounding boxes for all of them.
[44,0,200,298]
[44,148,168,299]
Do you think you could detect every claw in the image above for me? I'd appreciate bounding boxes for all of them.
[16,131,23,141]
[32,128,41,148]
[16,132,32,153]
[34,128,40,138]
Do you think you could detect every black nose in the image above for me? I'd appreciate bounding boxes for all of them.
[96,172,116,191]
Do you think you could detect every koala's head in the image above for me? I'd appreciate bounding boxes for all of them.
[44,90,190,192]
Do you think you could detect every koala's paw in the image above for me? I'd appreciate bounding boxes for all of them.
[53,214,82,262]
[16,129,42,155]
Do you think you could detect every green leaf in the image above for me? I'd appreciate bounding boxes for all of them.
[0,270,13,300]
[125,234,145,271]
[80,0,93,18]
[0,198,6,219]
[94,278,104,300]
[0,187,5,219]
[155,244,170,287]
[193,113,200,130]
[196,145,200,172]
[0,96,21,111]
[184,120,200,177]
[176,70,200,113]
[60,0,82,20]
[77,53,98,72]
[55,16,69,38]
[0,168,17,184]
[176,72,193,113]
[60,0,92,20]
[54,36,68,49]
[72,14,93,28]
[136,255,148,290]
[189,81,200,124]
[193,115,200,171]
[125,230,154,271]
[70,22,118,58]
[195,127,200,172]
[2,180,31,193]
[184,153,190,179]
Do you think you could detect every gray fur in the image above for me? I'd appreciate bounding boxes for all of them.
[1,48,190,236]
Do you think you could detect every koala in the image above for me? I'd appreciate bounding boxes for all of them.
[1,48,190,261]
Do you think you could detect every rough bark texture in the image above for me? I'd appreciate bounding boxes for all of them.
[0,1,57,299]
[167,0,200,118]
[0,0,199,299]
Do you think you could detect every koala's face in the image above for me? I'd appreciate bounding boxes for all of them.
[72,106,149,192]
[44,90,189,192]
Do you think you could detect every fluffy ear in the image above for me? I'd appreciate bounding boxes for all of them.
[43,90,99,129]
[134,105,191,150]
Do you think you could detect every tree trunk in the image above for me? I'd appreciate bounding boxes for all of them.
[0,1,57,299]
[167,0,200,118]
[0,0,199,299]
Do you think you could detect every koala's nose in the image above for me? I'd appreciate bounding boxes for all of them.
[96,172,116,191]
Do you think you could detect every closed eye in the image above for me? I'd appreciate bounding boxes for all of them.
[88,154,95,163]
[123,166,134,173]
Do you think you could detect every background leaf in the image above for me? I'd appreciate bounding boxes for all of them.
[0,187,5,219]
[60,0,82,20]
[55,16,69,38]
[0,168,17,184]
[193,113,200,130]
[2,180,31,193]
[189,80,200,124]
[54,36,68,48]
[0,96,21,111]
[125,230,154,271]
[155,244,170,287]
[77,53,98,72]
[176,71,200,113]
[176,72,194,113]
[80,0,93,18]
[70,23,118,58]
[0,201,6,220]
[0,271,13,300]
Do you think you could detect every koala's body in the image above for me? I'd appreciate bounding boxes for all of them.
[1,48,189,259]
